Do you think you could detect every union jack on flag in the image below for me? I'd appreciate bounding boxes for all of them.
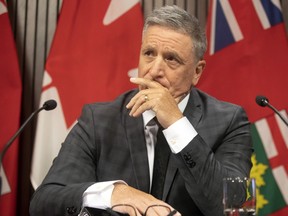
[209,0,283,55]
[198,0,288,215]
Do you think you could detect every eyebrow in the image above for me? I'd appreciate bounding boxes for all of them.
[142,45,185,63]
[141,45,155,52]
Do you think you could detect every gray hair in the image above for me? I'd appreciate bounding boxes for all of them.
[143,5,207,62]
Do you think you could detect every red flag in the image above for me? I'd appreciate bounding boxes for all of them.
[199,0,288,215]
[31,0,143,188]
[199,0,288,122]
[0,0,22,215]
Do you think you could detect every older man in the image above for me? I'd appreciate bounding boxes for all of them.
[30,5,252,216]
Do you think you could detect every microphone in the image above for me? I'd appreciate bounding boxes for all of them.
[255,95,288,127]
[0,99,57,194]
[42,99,57,111]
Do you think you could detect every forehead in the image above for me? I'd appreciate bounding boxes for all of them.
[142,26,193,50]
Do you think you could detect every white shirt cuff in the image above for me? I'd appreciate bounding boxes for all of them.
[82,180,127,209]
[163,117,197,153]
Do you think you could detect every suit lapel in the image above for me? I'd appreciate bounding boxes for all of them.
[123,100,150,193]
[184,88,202,128]
[163,88,203,200]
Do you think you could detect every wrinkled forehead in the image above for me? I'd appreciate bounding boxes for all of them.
[142,25,195,56]
[142,25,193,44]
[143,24,190,39]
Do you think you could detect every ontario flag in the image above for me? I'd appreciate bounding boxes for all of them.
[30,0,143,189]
[0,0,22,215]
[198,0,288,215]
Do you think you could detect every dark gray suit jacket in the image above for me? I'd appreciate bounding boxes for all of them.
[30,88,253,216]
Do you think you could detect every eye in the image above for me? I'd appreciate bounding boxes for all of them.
[165,54,182,65]
[166,55,177,62]
[164,51,185,66]
[144,51,151,56]
[144,50,154,56]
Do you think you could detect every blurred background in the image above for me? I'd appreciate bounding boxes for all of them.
[1,0,288,215]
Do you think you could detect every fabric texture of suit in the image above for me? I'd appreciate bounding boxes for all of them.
[29,88,253,216]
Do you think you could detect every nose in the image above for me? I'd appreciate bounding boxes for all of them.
[148,56,165,79]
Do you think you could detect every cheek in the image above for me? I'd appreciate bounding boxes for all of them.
[169,70,194,90]
[138,55,152,77]
[138,60,152,79]
[137,58,146,78]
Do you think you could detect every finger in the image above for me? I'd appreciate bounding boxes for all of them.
[126,91,146,109]
[130,77,163,89]
[126,89,152,109]
[174,92,188,104]
[128,94,149,116]
[130,102,152,117]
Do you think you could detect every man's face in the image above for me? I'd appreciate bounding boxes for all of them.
[138,25,205,99]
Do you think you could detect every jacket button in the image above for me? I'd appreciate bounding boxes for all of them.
[183,153,196,168]
[187,160,196,168]
[183,153,192,161]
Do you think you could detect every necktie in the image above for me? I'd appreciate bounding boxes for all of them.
[150,126,171,199]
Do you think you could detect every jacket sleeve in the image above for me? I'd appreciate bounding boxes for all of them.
[30,104,98,216]
[175,106,253,216]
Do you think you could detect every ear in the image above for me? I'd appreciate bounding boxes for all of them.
[192,60,206,86]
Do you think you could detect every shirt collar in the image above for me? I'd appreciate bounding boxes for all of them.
[142,93,190,127]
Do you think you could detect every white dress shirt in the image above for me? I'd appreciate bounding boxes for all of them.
[82,93,198,209]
